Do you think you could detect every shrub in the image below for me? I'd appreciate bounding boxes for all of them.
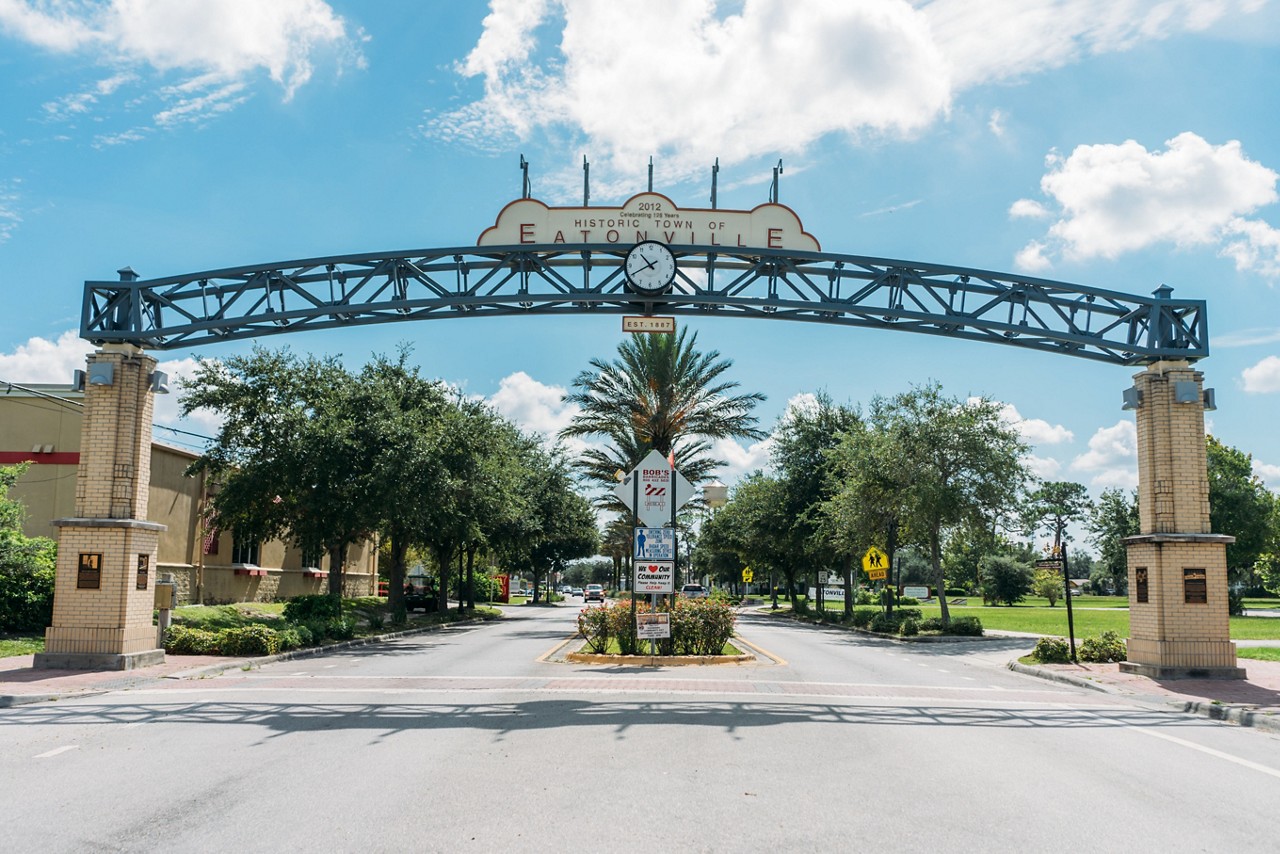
[900,618,919,636]
[855,588,875,606]
[671,598,736,656]
[898,596,920,606]
[219,624,282,657]
[1079,630,1126,663]
[0,531,57,632]
[1033,636,1071,663]
[919,616,947,633]
[945,587,967,598]
[578,606,611,653]
[851,608,877,628]
[165,625,222,655]
[283,594,342,624]
[276,627,304,651]
[869,613,898,634]
[326,617,356,641]
[291,624,315,647]
[947,616,984,636]
[980,555,1034,606]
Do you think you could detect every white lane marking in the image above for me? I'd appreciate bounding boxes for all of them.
[962,677,976,681]
[1126,725,1280,780]
[936,669,950,673]
[35,745,78,759]
[291,672,308,676]
[324,664,337,669]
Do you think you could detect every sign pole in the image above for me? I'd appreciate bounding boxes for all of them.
[632,462,640,650]
[1062,541,1077,663]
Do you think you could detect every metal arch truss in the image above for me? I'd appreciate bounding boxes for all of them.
[82,244,1209,365]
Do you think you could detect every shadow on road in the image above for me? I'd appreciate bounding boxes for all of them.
[0,696,1210,737]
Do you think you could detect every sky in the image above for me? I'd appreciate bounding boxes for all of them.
[2,0,1280,536]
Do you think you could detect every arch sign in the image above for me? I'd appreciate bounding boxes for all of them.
[477,192,820,252]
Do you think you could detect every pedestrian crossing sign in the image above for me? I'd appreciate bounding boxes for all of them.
[862,546,889,577]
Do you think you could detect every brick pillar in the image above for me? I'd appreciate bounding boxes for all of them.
[35,344,168,670]
[1121,360,1243,679]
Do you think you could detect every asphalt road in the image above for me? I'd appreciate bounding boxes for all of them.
[3,603,1279,853]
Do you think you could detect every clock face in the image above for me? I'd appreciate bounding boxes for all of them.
[624,241,677,295]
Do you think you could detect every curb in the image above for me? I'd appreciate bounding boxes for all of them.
[1007,660,1280,735]
[0,616,490,708]
[565,651,755,666]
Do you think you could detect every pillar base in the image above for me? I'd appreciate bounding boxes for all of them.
[1119,661,1245,680]
[33,649,165,671]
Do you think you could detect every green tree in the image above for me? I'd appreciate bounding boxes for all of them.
[0,464,57,633]
[1024,481,1092,551]
[702,473,794,608]
[181,348,380,601]
[561,328,765,497]
[981,554,1033,606]
[1206,435,1276,578]
[1087,488,1137,595]
[1032,567,1062,606]
[770,393,862,613]
[830,383,1029,624]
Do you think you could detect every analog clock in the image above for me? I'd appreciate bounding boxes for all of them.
[624,241,677,295]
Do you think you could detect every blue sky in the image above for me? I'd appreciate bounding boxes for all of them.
[2,1,1280,530]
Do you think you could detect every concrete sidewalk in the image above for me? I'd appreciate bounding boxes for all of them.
[1012,657,1280,734]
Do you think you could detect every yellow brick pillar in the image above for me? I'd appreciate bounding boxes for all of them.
[1121,360,1243,679]
[34,344,168,670]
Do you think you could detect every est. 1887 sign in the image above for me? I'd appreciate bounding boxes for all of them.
[477,192,821,252]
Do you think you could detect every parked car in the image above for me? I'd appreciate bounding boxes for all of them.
[571,587,584,597]
[584,584,606,602]
[680,584,708,599]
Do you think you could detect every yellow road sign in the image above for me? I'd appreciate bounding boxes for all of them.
[867,568,887,581]
[862,546,889,575]
[742,567,753,583]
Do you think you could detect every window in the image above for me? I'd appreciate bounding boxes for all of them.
[1134,567,1148,604]
[231,538,260,566]
[1183,568,1207,604]
[302,547,322,570]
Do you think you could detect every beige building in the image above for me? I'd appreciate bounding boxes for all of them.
[1,382,377,605]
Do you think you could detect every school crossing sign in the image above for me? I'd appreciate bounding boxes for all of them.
[862,546,889,581]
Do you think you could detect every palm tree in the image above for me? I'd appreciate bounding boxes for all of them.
[560,328,765,493]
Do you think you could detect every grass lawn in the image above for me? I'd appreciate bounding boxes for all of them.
[0,635,43,657]
[809,598,1280,641]
[1238,647,1280,661]
[171,603,287,630]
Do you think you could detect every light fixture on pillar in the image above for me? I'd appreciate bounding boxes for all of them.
[1173,381,1200,404]
[148,370,170,395]
[1121,386,1142,410]
[87,363,114,386]
[72,369,86,392]
[1202,388,1217,411]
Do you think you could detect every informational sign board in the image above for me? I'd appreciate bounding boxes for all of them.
[1034,559,1065,569]
[903,585,931,600]
[807,586,847,601]
[635,561,674,594]
[623,316,675,333]
[637,612,671,640]
[476,192,822,252]
[634,527,675,561]
[614,450,695,528]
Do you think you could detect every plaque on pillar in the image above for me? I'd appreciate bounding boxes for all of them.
[76,553,102,589]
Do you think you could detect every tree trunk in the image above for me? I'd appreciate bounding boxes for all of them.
[327,542,347,601]
[388,529,407,625]
[842,554,853,618]
[933,531,950,625]
[434,545,452,613]
[465,545,476,609]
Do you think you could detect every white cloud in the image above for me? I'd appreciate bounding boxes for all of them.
[1242,355,1280,393]
[1013,132,1280,275]
[1253,459,1280,489]
[923,0,1251,89]
[0,330,93,382]
[1014,240,1052,272]
[431,1,1263,191]
[1009,198,1049,219]
[1024,453,1062,479]
[1071,420,1137,489]
[1216,327,1280,348]
[487,370,579,437]
[1,0,362,130]
[990,400,1073,445]
[432,0,952,189]
[987,108,1007,139]
[709,435,774,484]
[0,179,20,243]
